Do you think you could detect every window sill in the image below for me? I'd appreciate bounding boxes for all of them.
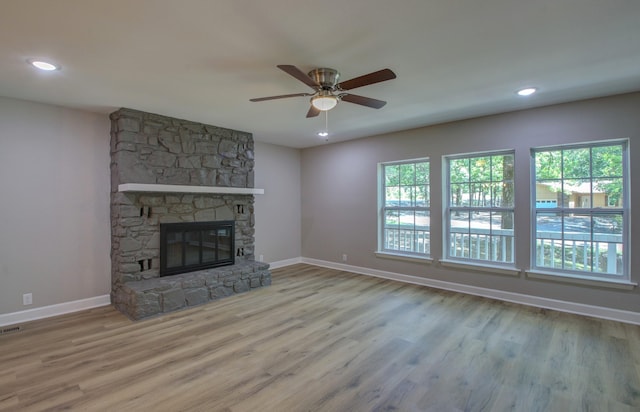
[375,251,433,264]
[526,270,636,290]
[439,259,521,277]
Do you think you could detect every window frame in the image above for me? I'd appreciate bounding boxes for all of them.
[530,139,629,282]
[443,149,516,267]
[377,158,431,258]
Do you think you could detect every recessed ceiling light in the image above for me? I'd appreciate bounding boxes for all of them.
[517,87,537,96]
[317,131,329,137]
[28,59,59,71]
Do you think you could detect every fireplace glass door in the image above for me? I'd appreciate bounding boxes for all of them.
[160,221,234,276]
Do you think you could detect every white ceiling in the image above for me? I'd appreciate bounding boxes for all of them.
[1,1,639,148]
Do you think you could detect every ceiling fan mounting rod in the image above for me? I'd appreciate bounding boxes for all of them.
[308,68,339,90]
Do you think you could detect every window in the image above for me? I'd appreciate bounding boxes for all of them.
[379,159,430,256]
[532,141,628,279]
[445,151,515,265]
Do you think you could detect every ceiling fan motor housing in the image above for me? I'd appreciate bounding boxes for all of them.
[250,65,396,117]
[308,68,339,90]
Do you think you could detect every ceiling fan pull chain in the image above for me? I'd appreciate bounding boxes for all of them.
[324,110,329,141]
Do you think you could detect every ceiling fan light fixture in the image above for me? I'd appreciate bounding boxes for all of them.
[311,92,338,111]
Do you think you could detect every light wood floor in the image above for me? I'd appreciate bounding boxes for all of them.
[2,264,640,411]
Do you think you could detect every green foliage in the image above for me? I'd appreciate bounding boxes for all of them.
[384,161,429,207]
[563,147,590,178]
[416,162,429,183]
[385,164,399,186]
[592,145,622,177]
[448,153,514,208]
[535,151,561,180]
[534,143,624,205]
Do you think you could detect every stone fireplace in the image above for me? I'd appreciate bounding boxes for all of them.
[110,108,270,320]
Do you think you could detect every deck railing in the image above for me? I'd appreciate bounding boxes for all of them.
[384,227,622,274]
[533,231,621,274]
[383,229,430,255]
[448,227,514,263]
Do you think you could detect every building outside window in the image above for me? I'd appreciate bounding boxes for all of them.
[445,151,515,265]
[532,140,628,279]
[379,159,430,256]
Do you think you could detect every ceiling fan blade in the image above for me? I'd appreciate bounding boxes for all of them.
[340,93,387,109]
[336,68,396,91]
[306,105,321,118]
[250,92,312,102]
[277,65,320,89]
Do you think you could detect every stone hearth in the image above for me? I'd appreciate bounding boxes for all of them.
[109,108,270,320]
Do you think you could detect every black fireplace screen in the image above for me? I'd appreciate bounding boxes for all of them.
[160,221,235,276]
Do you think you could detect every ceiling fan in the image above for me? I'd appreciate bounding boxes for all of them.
[250,65,397,118]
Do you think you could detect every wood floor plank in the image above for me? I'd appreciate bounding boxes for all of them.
[2,263,640,411]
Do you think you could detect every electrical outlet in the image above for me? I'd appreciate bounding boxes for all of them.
[23,293,33,306]
[259,255,264,261]
[0,325,21,335]
[342,254,348,262]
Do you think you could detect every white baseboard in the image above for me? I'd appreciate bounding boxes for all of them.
[0,295,111,327]
[299,257,640,325]
[268,257,303,269]
[4,259,638,327]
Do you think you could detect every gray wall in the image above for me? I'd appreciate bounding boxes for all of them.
[0,97,112,314]
[3,91,638,316]
[254,141,301,264]
[0,98,303,317]
[301,92,640,313]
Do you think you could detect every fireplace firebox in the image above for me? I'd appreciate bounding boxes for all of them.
[160,221,235,276]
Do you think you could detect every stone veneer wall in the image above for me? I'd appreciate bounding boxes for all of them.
[110,108,270,320]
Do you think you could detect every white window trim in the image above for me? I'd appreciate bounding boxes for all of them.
[526,270,636,290]
[439,259,521,277]
[529,139,630,282]
[375,250,434,264]
[443,149,517,267]
[378,158,430,258]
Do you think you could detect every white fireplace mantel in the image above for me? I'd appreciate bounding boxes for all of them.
[118,183,264,195]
